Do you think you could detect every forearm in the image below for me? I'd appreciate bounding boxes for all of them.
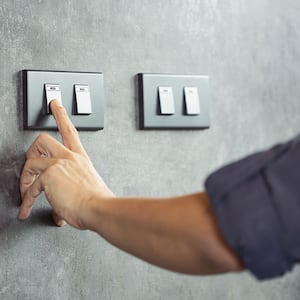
[84,192,244,275]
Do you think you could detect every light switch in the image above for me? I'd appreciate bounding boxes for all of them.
[138,73,209,129]
[23,70,104,130]
[158,86,175,115]
[74,84,92,115]
[45,83,62,114]
[184,87,200,115]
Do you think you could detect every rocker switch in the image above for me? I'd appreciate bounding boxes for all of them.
[184,87,200,115]
[75,84,92,115]
[45,83,62,114]
[158,86,175,115]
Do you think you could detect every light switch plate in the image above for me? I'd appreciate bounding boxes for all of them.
[138,73,210,129]
[23,70,104,130]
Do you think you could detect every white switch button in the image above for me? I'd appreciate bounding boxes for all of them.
[184,87,200,115]
[75,84,92,115]
[158,86,175,115]
[45,83,62,114]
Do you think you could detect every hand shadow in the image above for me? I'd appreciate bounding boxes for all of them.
[0,150,56,231]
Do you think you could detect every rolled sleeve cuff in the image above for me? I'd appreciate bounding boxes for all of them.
[205,140,297,279]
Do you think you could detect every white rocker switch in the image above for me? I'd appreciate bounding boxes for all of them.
[75,84,92,115]
[45,83,62,114]
[158,86,175,115]
[184,87,200,115]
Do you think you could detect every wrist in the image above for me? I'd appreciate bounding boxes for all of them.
[80,193,115,231]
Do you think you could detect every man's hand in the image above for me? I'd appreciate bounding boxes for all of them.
[18,100,114,228]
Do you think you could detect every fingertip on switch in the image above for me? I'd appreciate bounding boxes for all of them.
[23,70,104,130]
[45,83,62,114]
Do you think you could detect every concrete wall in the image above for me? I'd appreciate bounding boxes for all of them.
[1,0,300,299]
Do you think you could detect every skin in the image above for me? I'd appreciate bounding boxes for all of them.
[18,100,244,275]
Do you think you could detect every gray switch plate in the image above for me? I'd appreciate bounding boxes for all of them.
[23,70,104,130]
[138,73,210,129]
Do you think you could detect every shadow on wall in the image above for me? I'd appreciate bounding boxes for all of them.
[0,73,58,233]
[0,152,24,229]
[15,71,23,132]
[0,151,56,230]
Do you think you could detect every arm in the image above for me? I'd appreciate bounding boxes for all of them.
[18,100,244,275]
[85,193,244,274]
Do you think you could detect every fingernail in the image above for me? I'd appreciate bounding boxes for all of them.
[18,212,26,220]
[57,220,66,227]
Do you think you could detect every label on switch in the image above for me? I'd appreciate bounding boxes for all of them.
[184,87,200,115]
[158,86,175,115]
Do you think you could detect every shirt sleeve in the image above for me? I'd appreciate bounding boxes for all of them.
[205,135,300,280]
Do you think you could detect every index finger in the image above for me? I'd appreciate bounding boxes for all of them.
[50,100,88,156]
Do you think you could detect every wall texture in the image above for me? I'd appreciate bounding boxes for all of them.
[1,0,300,299]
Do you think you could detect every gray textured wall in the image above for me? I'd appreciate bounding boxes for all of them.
[1,0,300,299]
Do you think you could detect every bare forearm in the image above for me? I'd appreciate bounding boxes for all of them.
[85,192,244,275]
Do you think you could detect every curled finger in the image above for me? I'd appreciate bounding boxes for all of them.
[20,157,57,200]
[52,211,67,227]
[18,174,44,220]
[26,133,70,159]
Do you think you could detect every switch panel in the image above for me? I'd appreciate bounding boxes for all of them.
[158,86,175,115]
[74,84,92,115]
[138,73,210,129]
[184,87,200,115]
[45,83,62,114]
[23,70,104,130]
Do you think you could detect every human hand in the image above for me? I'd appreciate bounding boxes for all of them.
[18,100,114,229]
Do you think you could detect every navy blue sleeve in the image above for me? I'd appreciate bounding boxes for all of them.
[205,135,300,279]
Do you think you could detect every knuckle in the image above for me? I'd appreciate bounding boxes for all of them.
[23,160,31,172]
[37,133,51,142]
[23,158,36,173]
[46,158,67,177]
[26,134,50,159]
[71,152,86,163]
[26,148,38,160]
[65,151,76,161]
[57,158,68,167]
